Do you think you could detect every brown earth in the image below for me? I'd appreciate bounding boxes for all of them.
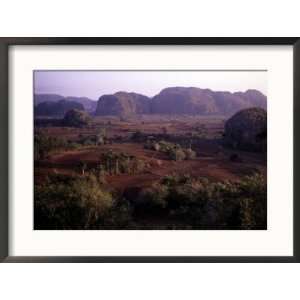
[35,115,266,190]
[35,139,266,192]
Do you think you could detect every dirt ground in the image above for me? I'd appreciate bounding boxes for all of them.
[35,115,266,193]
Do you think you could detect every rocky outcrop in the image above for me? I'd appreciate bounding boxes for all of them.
[35,100,84,117]
[34,94,96,112]
[35,87,267,117]
[34,94,64,105]
[151,87,218,115]
[224,107,267,152]
[95,87,267,117]
[95,92,150,116]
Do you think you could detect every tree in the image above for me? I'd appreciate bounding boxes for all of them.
[169,147,186,161]
[184,148,196,160]
[62,109,92,128]
[35,174,114,229]
[97,128,107,145]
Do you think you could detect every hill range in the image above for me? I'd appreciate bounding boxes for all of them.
[34,87,267,117]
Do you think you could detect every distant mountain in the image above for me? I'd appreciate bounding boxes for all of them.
[95,87,267,117]
[64,97,97,112]
[34,94,97,112]
[95,92,150,116]
[35,100,84,116]
[151,87,218,115]
[34,94,64,105]
[34,88,267,117]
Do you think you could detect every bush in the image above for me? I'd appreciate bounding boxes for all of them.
[136,183,169,211]
[169,148,186,161]
[35,174,114,229]
[135,173,266,229]
[101,151,145,175]
[145,140,196,161]
[184,148,196,160]
[62,109,92,128]
[34,133,69,160]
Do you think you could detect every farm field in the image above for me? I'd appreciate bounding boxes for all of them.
[34,114,267,230]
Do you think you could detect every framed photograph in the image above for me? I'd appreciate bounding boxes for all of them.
[0,37,299,262]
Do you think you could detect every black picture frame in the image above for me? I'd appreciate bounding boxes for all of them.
[0,37,299,263]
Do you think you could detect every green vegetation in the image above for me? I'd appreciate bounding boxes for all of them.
[35,174,114,229]
[35,174,132,229]
[34,111,267,230]
[97,128,107,145]
[100,150,145,175]
[34,133,80,160]
[145,140,196,161]
[134,173,266,229]
[35,172,266,230]
[62,109,92,127]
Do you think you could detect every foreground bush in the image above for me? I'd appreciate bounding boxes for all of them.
[35,174,114,229]
[134,173,267,229]
[35,173,266,230]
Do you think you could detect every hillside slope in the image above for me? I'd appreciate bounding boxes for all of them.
[95,87,267,116]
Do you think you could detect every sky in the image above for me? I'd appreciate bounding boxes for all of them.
[34,70,267,100]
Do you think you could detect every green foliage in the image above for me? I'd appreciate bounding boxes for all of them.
[100,150,145,175]
[34,133,69,160]
[158,140,175,153]
[135,173,266,229]
[62,109,92,128]
[184,148,196,160]
[35,174,114,229]
[238,173,267,227]
[34,131,85,160]
[35,172,266,230]
[168,147,186,161]
[144,140,197,161]
[136,183,169,211]
[97,128,107,145]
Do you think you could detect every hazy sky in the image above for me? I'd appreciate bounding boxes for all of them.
[34,70,267,100]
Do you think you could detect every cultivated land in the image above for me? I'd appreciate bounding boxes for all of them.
[34,114,267,230]
[35,115,266,184]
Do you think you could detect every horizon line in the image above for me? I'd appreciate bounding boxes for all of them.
[34,86,267,101]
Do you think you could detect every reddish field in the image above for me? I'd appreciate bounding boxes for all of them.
[35,115,266,193]
[34,115,267,230]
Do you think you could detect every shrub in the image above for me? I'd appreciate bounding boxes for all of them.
[238,173,267,228]
[145,140,196,161]
[136,183,169,211]
[140,173,267,229]
[62,109,92,128]
[169,148,186,161]
[101,151,145,175]
[35,174,114,229]
[34,133,68,160]
[184,148,196,160]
